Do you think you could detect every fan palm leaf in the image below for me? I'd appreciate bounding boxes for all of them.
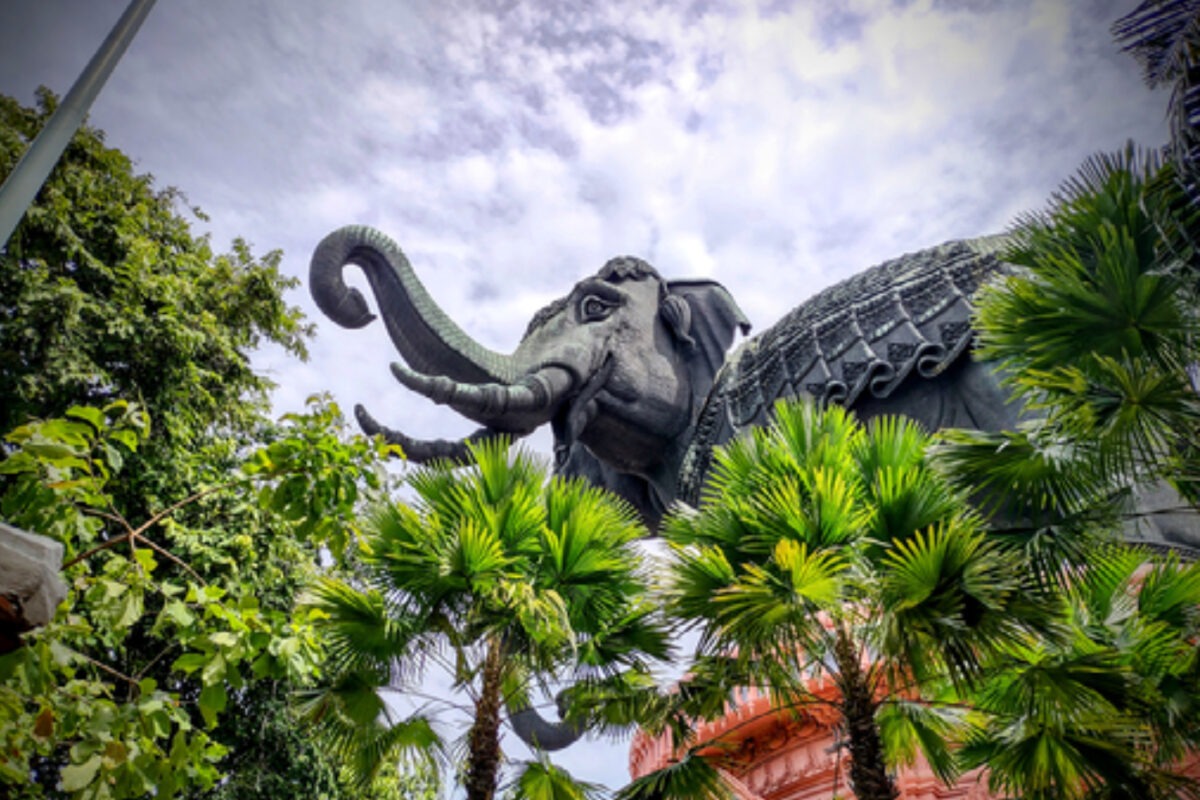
[506,756,604,800]
[615,752,733,800]
[1114,0,1200,200]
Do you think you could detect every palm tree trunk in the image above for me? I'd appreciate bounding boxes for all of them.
[834,628,898,800]
[465,637,505,800]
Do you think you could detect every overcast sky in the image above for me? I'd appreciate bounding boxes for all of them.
[0,0,1170,790]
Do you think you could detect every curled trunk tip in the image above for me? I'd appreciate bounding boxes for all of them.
[310,224,517,384]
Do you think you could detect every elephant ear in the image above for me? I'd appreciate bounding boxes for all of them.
[666,279,751,391]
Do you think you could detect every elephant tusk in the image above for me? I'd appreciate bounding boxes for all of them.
[353,405,521,464]
[389,363,574,426]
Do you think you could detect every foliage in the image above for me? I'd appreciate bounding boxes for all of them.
[959,547,1200,800]
[301,439,671,800]
[0,398,399,798]
[616,753,731,800]
[933,83,1200,796]
[504,756,604,800]
[0,89,311,455]
[945,144,1200,559]
[1114,0,1200,201]
[0,89,419,797]
[632,399,1058,800]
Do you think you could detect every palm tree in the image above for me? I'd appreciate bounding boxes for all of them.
[930,90,1200,796]
[622,399,1058,800]
[955,545,1200,800]
[297,439,670,800]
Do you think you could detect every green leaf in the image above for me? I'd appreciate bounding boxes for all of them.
[61,754,102,792]
[198,683,227,728]
[616,753,732,800]
[108,428,139,451]
[162,600,195,628]
[209,631,237,648]
[102,441,125,473]
[200,653,226,686]
[24,441,80,460]
[66,405,106,432]
[134,547,156,575]
[172,653,206,674]
[115,591,144,629]
[510,757,604,800]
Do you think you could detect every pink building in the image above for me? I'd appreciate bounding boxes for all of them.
[629,673,1200,800]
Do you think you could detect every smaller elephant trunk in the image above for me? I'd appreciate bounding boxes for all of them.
[354,405,520,463]
[389,363,574,431]
[507,697,585,752]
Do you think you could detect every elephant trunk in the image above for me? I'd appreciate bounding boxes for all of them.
[310,225,518,385]
[389,363,574,432]
[353,405,522,463]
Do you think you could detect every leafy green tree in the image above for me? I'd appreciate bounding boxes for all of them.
[0,89,310,456]
[301,439,671,800]
[0,398,399,798]
[0,90,410,798]
[623,400,1057,800]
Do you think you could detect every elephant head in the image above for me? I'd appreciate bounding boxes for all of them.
[309,225,750,527]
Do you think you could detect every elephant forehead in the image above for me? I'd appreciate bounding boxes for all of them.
[513,276,667,369]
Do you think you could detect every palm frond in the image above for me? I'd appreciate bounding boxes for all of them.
[556,667,673,739]
[506,756,604,800]
[930,426,1121,577]
[983,146,1188,370]
[576,602,673,668]
[1135,552,1200,628]
[862,464,962,559]
[876,521,1052,688]
[1114,0,1200,195]
[859,414,928,474]
[615,752,733,800]
[963,642,1148,800]
[877,697,969,785]
[702,543,844,656]
[301,577,418,676]
[295,666,443,790]
[1114,0,1200,86]
[341,714,442,792]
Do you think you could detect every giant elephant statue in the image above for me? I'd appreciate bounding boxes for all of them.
[310,225,1021,529]
[308,224,1197,750]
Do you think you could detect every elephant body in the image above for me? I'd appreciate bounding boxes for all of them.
[310,225,1200,546]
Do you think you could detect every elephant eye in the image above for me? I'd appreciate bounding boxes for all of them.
[579,294,615,322]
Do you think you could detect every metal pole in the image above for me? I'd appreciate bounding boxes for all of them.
[0,0,158,248]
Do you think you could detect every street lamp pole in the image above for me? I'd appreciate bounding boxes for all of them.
[0,0,158,248]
